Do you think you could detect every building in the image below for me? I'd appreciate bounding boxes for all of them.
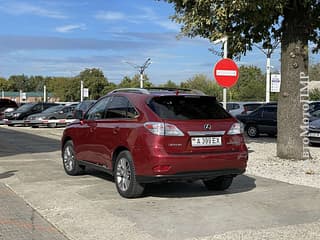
[0,91,59,103]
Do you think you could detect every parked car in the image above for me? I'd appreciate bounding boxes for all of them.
[26,104,77,127]
[308,119,320,145]
[0,99,18,120]
[310,109,320,122]
[73,100,96,119]
[226,102,263,116]
[5,102,59,122]
[309,101,320,112]
[236,104,277,137]
[61,88,248,198]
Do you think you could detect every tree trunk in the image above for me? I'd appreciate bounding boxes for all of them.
[277,3,309,159]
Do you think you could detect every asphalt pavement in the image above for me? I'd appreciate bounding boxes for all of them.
[0,126,320,240]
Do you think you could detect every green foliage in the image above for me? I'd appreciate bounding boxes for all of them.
[0,77,9,91]
[310,89,320,101]
[309,63,320,81]
[118,74,153,88]
[77,68,108,99]
[160,80,179,88]
[162,0,320,58]
[8,75,29,91]
[229,66,265,101]
[180,74,222,100]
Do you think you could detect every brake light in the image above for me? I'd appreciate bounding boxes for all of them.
[144,122,184,136]
[227,122,244,135]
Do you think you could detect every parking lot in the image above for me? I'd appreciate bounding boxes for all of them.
[0,125,320,240]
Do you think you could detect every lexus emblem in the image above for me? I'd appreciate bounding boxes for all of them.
[204,124,211,130]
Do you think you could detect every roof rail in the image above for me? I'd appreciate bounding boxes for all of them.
[110,88,150,94]
[145,87,206,95]
[109,87,206,95]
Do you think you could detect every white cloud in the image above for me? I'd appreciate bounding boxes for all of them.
[95,11,126,21]
[156,20,180,31]
[0,2,67,19]
[55,24,86,33]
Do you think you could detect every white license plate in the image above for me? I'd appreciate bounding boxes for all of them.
[309,132,320,138]
[191,137,222,147]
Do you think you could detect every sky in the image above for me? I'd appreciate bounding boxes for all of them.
[0,0,318,85]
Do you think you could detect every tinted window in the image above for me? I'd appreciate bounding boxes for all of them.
[262,107,277,119]
[105,96,138,119]
[149,96,230,120]
[249,108,263,118]
[226,103,233,111]
[42,105,63,113]
[16,103,37,111]
[86,98,110,120]
[244,104,261,111]
[33,104,43,112]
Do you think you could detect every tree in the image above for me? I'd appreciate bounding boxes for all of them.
[77,68,108,100]
[0,77,9,91]
[118,74,152,88]
[230,66,265,101]
[310,89,320,101]
[309,63,320,81]
[160,80,179,88]
[46,77,78,102]
[7,75,30,91]
[161,0,320,159]
[181,74,222,100]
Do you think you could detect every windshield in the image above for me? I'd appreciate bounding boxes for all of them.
[148,96,230,120]
[16,103,37,111]
[42,105,64,113]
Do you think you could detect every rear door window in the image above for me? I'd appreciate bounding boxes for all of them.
[245,104,262,111]
[105,96,138,119]
[148,96,230,120]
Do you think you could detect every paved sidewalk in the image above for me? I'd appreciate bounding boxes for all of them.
[0,183,69,240]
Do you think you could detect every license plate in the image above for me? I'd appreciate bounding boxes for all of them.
[308,132,320,138]
[191,137,222,147]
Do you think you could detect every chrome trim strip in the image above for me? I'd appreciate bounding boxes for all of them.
[188,131,225,136]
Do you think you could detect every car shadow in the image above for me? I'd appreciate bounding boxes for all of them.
[244,135,277,144]
[82,168,256,198]
[143,175,256,198]
[0,127,60,157]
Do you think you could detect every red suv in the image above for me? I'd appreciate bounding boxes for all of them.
[61,88,248,198]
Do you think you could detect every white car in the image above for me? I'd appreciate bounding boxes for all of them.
[226,102,263,116]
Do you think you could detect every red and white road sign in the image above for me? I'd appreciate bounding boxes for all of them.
[213,58,239,88]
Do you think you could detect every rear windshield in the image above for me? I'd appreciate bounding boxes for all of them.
[148,96,230,120]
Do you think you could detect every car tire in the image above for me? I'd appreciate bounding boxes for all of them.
[62,140,84,176]
[114,150,145,198]
[203,176,234,191]
[246,125,259,138]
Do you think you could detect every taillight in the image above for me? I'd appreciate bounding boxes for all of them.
[144,122,184,136]
[227,122,244,135]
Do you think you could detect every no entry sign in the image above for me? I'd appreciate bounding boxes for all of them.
[213,58,239,88]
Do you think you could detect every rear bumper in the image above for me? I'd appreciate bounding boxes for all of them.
[136,168,245,183]
[132,146,248,178]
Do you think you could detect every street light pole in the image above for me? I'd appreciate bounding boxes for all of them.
[266,54,271,103]
[213,36,228,109]
[125,58,152,88]
[223,37,228,110]
[80,80,84,102]
[254,41,279,103]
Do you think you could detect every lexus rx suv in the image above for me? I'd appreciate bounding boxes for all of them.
[61,88,248,198]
